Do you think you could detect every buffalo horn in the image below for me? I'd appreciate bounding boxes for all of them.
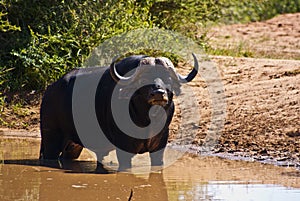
[110,56,138,85]
[177,53,199,83]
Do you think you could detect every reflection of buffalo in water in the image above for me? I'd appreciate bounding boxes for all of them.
[2,159,168,200]
[40,54,198,169]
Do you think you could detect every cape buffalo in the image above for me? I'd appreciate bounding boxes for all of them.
[40,54,198,170]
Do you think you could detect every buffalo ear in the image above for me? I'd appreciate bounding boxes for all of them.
[173,87,181,96]
[171,81,181,96]
[175,90,181,96]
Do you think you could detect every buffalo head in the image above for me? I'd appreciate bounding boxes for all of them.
[110,53,199,108]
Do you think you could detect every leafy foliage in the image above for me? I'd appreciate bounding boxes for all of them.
[1,0,155,91]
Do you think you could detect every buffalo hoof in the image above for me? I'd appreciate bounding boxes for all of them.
[117,165,132,172]
[61,140,83,160]
[95,162,111,174]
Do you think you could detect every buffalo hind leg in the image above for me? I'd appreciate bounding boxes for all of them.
[40,131,63,160]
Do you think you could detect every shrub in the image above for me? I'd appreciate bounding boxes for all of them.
[0,0,155,91]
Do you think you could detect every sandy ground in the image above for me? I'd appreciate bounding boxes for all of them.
[202,13,299,166]
[207,13,300,60]
[1,13,299,168]
[190,56,300,166]
[171,13,300,166]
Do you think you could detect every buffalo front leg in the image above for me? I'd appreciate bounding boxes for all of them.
[150,148,165,166]
[116,148,134,171]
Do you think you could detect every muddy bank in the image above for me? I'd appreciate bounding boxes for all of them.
[212,56,299,167]
[171,56,300,168]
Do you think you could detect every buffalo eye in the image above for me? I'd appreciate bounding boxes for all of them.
[138,78,149,86]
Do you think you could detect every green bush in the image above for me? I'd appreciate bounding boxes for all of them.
[0,0,218,92]
[0,0,155,91]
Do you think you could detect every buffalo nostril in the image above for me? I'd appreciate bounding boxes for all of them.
[151,88,165,96]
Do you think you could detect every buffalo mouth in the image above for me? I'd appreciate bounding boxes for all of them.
[148,97,168,106]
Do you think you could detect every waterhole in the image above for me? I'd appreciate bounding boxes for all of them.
[1,136,300,201]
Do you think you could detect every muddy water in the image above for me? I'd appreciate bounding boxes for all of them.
[1,137,300,201]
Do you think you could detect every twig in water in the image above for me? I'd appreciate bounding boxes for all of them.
[128,189,133,201]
